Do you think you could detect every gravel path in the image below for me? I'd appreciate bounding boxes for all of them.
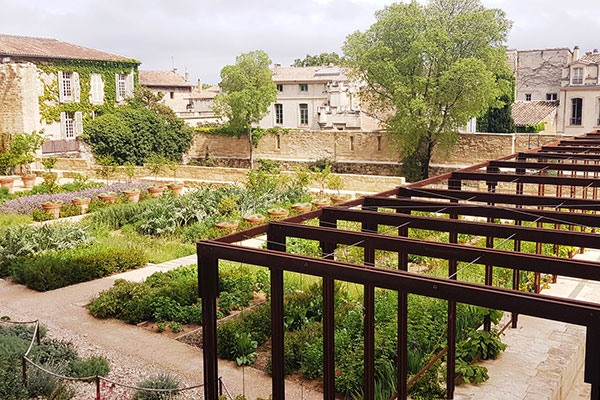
[0,255,322,400]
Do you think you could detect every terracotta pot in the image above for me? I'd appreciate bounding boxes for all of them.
[215,221,239,230]
[123,190,141,203]
[268,209,290,218]
[312,199,331,207]
[330,195,351,204]
[243,214,266,224]
[41,202,62,219]
[0,176,16,194]
[21,175,36,189]
[292,203,312,213]
[167,183,184,196]
[148,187,165,198]
[98,193,117,205]
[72,197,91,215]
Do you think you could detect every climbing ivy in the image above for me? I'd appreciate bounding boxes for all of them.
[36,58,140,124]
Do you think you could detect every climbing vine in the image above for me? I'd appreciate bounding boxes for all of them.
[36,58,140,124]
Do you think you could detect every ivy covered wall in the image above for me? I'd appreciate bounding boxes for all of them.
[36,58,140,124]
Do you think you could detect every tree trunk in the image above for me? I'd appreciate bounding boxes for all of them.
[420,139,434,180]
[248,127,254,169]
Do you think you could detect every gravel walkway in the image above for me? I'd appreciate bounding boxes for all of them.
[0,254,322,400]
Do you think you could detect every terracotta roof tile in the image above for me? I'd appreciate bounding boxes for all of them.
[575,53,600,65]
[188,85,221,99]
[0,34,135,62]
[139,70,194,87]
[272,65,347,82]
[511,101,558,126]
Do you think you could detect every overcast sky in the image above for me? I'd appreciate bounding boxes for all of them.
[2,0,599,85]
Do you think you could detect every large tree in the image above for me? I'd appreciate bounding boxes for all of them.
[213,50,278,169]
[343,0,512,181]
[293,52,342,67]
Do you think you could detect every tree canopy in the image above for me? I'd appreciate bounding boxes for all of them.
[343,0,513,181]
[213,50,278,169]
[293,52,342,67]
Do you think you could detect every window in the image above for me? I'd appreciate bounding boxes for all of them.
[277,84,283,92]
[299,84,308,92]
[58,71,79,103]
[597,99,600,126]
[572,68,584,85]
[525,94,532,101]
[571,98,583,125]
[90,73,103,104]
[275,104,283,125]
[64,112,74,138]
[377,136,382,152]
[276,134,281,150]
[299,104,308,125]
[546,93,558,101]
[350,136,355,151]
[170,92,174,99]
[62,72,73,99]
[117,74,127,100]
[61,111,83,139]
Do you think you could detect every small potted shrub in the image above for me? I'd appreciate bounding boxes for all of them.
[311,198,331,207]
[21,174,36,189]
[243,213,266,224]
[166,159,184,195]
[98,192,117,205]
[215,220,239,231]
[41,201,62,219]
[268,207,290,218]
[292,202,312,212]
[0,176,16,193]
[123,188,141,203]
[71,197,91,214]
[147,186,164,198]
[327,174,351,204]
[167,182,184,196]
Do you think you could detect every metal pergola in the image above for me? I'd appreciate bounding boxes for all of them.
[197,131,600,400]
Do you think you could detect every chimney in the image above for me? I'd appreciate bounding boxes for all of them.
[185,66,189,82]
[587,52,592,56]
[197,79,202,88]
[594,49,599,54]
[274,63,281,72]
[574,46,580,60]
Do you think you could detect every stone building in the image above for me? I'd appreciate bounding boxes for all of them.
[511,101,558,133]
[507,47,574,102]
[557,49,600,135]
[177,85,221,126]
[138,69,195,112]
[0,34,139,155]
[258,65,381,131]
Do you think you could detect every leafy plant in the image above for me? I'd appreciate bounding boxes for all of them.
[95,155,118,185]
[310,164,331,198]
[234,332,258,366]
[455,359,489,384]
[133,374,180,400]
[72,356,110,378]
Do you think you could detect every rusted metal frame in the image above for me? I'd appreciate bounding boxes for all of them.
[267,228,286,400]
[540,146,600,153]
[557,140,600,146]
[197,247,219,400]
[451,171,600,188]
[318,215,336,400]
[534,171,546,294]
[196,240,600,329]
[396,207,409,400]
[363,197,600,228]
[517,152,600,161]
[362,215,376,400]
[513,156,526,328]
[320,208,600,258]
[395,187,600,212]
[484,167,498,332]
[447,178,461,399]
[489,160,600,173]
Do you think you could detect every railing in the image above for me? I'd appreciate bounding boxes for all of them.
[2,318,233,400]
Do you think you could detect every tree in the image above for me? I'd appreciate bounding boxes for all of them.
[0,131,44,175]
[213,50,278,169]
[343,0,512,181]
[293,52,342,67]
[477,70,516,133]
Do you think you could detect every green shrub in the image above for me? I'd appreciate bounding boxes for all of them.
[31,209,53,222]
[72,356,110,378]
[87,200,154,230]
[133,373,181,400]
[168,321,182,333]
[10,244,146,291]
[59,203,81,218]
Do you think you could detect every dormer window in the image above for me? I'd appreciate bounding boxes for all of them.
[572,67,584,85]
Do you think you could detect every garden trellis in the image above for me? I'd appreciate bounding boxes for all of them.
[197,131,600,400]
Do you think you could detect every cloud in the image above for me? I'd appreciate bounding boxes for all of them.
[1,0,599,84]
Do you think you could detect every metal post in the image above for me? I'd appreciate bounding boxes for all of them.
[397,207,409,400]
[198,247,219,400]
[362,218,376,400]
[96,376,101,400]
[267,229,286,400]
[447,178,460,400]
[484,166,497,332]
[320,216,336,400]
[513,159,525,329]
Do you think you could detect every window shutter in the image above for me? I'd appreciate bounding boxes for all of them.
[74,112,83,136]
[60,112,66,137]
[58,71,65,103]
[115,73,122,102]
[72,72,80,103]
[126,72,134,98]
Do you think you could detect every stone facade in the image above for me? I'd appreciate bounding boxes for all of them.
[0,62,39,135]
[139,69,195,113]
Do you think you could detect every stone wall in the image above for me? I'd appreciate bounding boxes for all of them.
[0,63,39,134]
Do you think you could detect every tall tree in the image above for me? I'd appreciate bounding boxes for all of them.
[477,70,516,133]
[343,0,512,181]
[213,51,278,169]
[293,52,342,67]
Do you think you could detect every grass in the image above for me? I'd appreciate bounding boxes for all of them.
[96,233,195,264]
[0,213,33,228]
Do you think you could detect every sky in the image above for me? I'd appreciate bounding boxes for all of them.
[1,0,600,85]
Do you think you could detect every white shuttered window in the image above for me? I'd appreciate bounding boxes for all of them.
[90,73,104,104]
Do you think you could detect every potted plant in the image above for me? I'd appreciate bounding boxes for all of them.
[98,192,117,205]
[121,162,137,183]
[1,131,43,192]
[243,213,266,224]
[292,202,312,212]
[0,176,16,193]
[147,186,165,198]
[327,174,351,204]
[310,164,332,206]
[146,155,166,187]
[41,201,62,219]
[215,220,239,231]
[311,198,331,207]
[166,159,184,195]
[268,207,290,218]
[123,188,141,203]
[72,197,91,214]
[95,155,117,185]
[21,174,36,189]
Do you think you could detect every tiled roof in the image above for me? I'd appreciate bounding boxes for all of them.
[272,65,348,82]
[575,53,600,65]
[139,70,194,87]
[187,85,221,99]
[512,101,558,126]
[0,34,134,62]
